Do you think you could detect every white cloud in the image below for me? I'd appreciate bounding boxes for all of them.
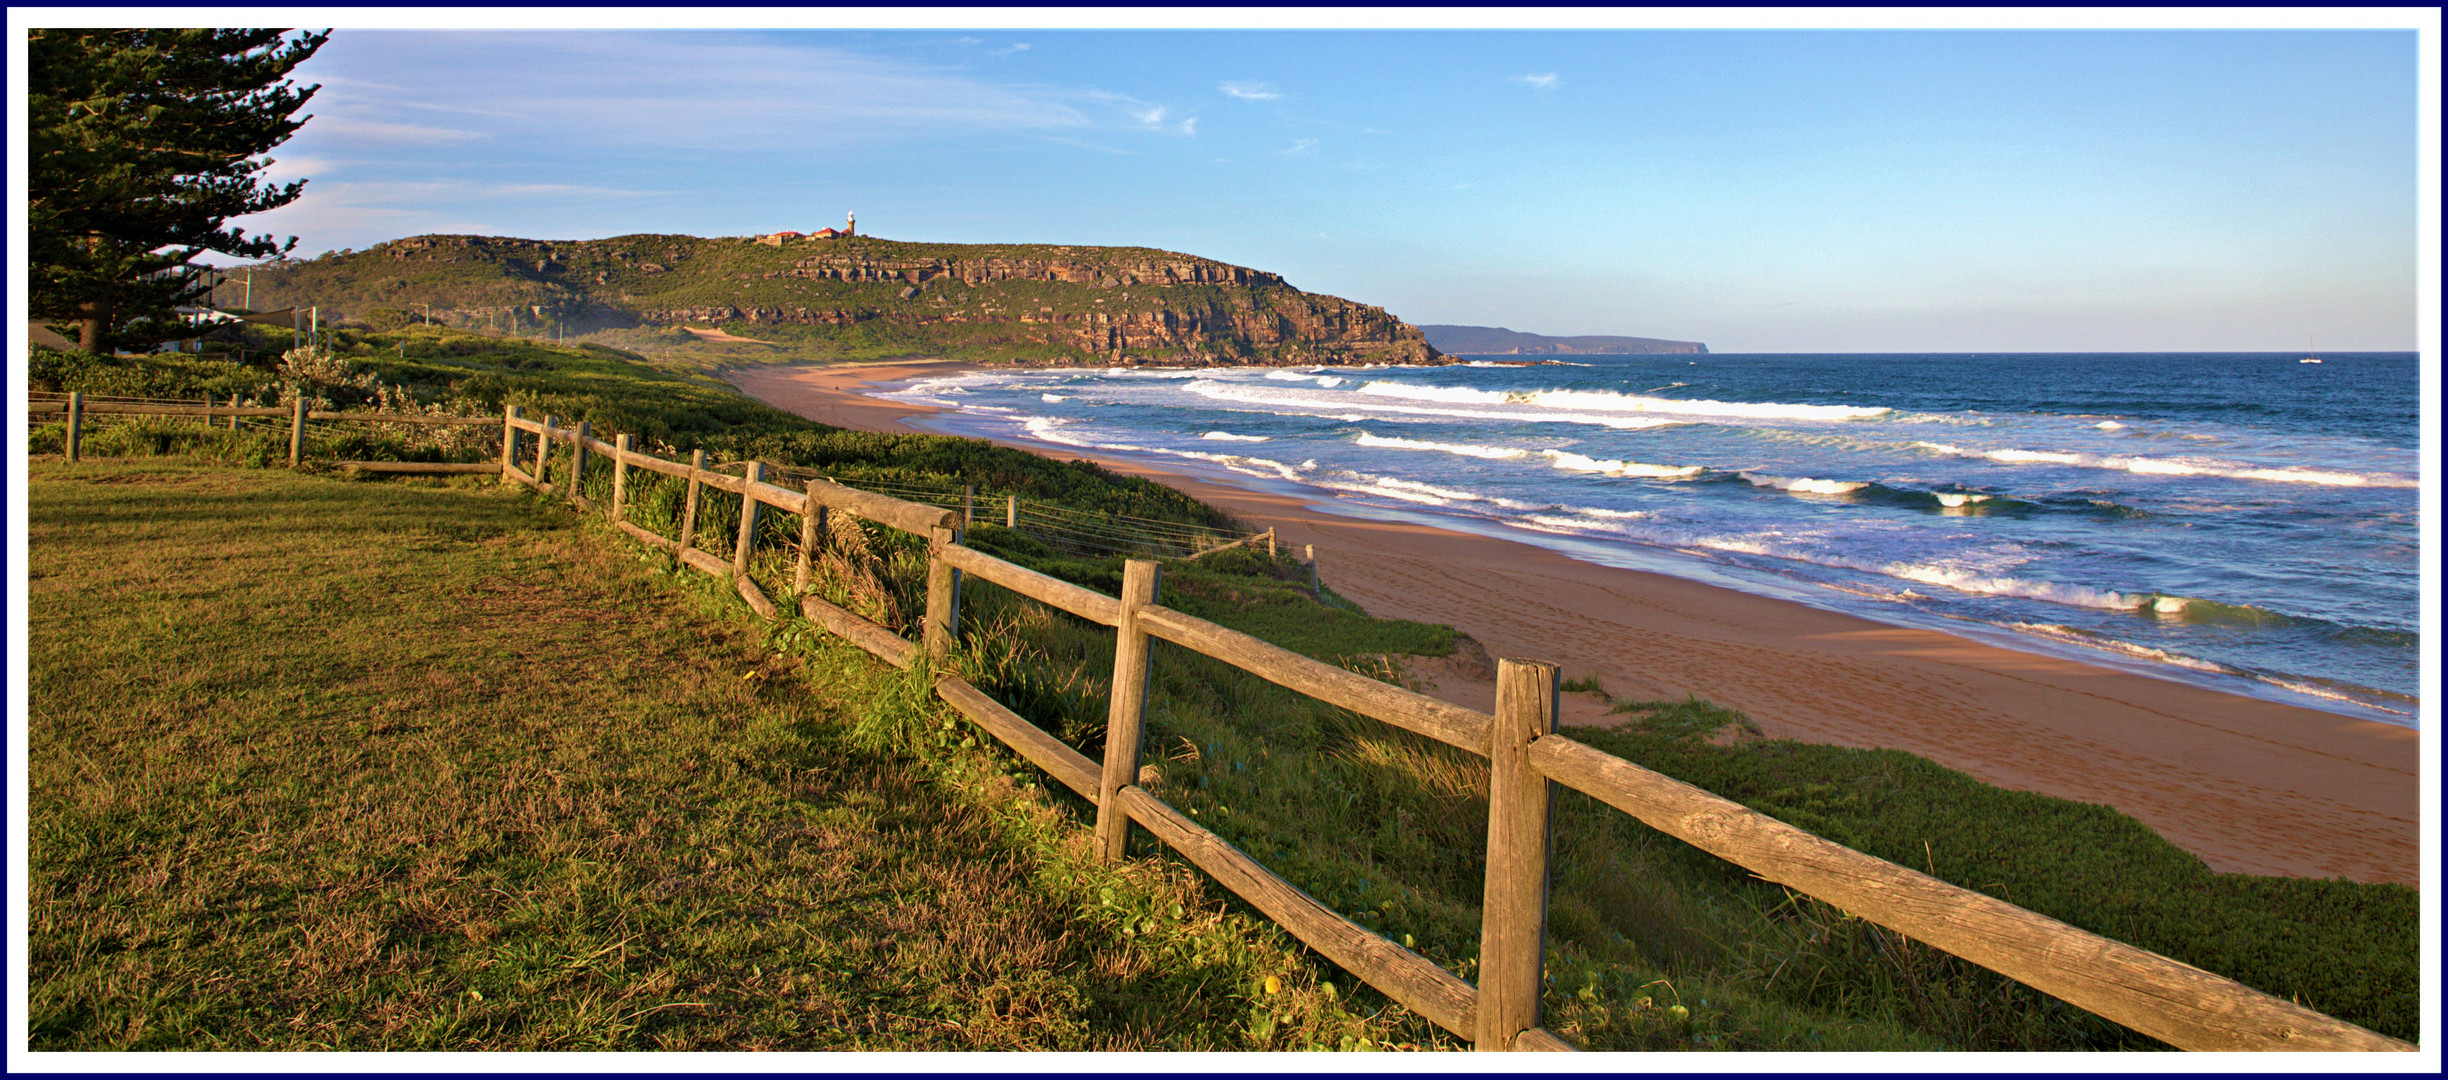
[994,42,1031,55]
[1178,117,1197,136]
[1516,72,1560,91]
[309,116,489,143]
[1134,105,1168,125]
[1283,137,1318,155]
[1219,81,1281,100]
[292,34,1097,153]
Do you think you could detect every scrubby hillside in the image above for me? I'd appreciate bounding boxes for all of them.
[225,234,1445,368]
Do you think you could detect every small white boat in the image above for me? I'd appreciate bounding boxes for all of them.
[2301,336,2323,364]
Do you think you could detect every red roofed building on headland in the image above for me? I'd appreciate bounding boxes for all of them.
[767,214,855,245]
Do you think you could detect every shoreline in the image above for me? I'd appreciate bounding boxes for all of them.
[723,360,2421,886]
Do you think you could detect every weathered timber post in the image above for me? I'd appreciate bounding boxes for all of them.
[229,393,241,430]
[1478,658,1560,1051]
[64,392,84,462]
[733,461,765,577]
[1265,527,1277,558]
[963,484,975,529]
[794,481,823,596]
[677,449,706,559]
[610,434,632,522]
[288,397,306,467]
[1094,559,1163,861]
[566,420,590,502]
[533,415,555,487]
[500,404,522,483]
[924,526,962,663]
[1006,493,1018,529]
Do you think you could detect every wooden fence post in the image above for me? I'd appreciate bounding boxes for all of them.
[1007,493,1018,529]
[64,392,83,462]
[733,461,765,577]
[566,420,590,502]
[924,526,961,663]
[795,481,823,596]
[288,397,305,467]
[533,415,554,485]
[229,392,241,430]
[1477,658,1559,1051]
[1094,559,1163,861]
[500,404,521,482]
[677,449,706,559]
[1266,527,1277,558]
[964,484,975,529]
[610,434,632,522]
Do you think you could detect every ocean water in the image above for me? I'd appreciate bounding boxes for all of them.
[876,353,2423,724]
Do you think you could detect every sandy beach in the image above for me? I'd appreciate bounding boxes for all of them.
[726,360,2422,886]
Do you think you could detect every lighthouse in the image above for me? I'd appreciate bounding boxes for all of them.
[845,211,855,237]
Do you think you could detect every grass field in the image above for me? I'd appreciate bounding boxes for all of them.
[24,462,1422,1051]
[26,339,2417,1053]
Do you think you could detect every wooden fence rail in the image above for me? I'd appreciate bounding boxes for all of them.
[329,401,2442,1052]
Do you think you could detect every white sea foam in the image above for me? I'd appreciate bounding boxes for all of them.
[1740,472,1870,495]
[1933,492,1995,508]
[1913,441,2415,488]
[1354,381,1892,421]
[2252,677,2413,716]
[1201,431,1270,442]
[2006,623,2236,674]
[2094,421,2125,430]
[1265,370,1344,387]
[1354,432,1529,460]
[1184,380,1682,430]
[1042,393,1070,403]
[1543,451,1704,478]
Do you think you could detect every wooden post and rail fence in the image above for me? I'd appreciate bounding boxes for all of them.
[481,404,2408,1053]
[25,391,2415,1051]
[32,391,498,470]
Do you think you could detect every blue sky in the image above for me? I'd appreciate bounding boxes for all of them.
[213,20,2426,352]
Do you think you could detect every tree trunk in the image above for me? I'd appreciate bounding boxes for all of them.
[76,296,109,353]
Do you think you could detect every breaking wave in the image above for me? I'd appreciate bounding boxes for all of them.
[1913,441,2415,488]
[1356,381,1892,421]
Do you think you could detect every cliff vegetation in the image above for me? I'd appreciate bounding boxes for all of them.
[221,233,1444,369]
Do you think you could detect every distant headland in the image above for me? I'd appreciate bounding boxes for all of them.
[223,229,1445,369]
[1421,325,1708,355]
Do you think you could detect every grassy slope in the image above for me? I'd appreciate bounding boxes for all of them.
[30,337,2418,1051]
[25,462,1440,1051]
[30,331,1235,527]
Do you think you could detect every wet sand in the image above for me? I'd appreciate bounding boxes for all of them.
[725,360,2422,886]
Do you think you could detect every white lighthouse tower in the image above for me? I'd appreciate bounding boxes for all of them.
[845,211,855,237]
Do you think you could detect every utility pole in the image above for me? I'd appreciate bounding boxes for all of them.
[243,268,252,311]
[416,302,431,326]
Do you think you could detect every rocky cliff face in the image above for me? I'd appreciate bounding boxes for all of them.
[239,233,1444,367]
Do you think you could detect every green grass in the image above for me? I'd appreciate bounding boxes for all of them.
[30,334,1236,529]
[1573,698,2419,1043]
[24,461,1438,1050]
[29,337,2418,1052]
